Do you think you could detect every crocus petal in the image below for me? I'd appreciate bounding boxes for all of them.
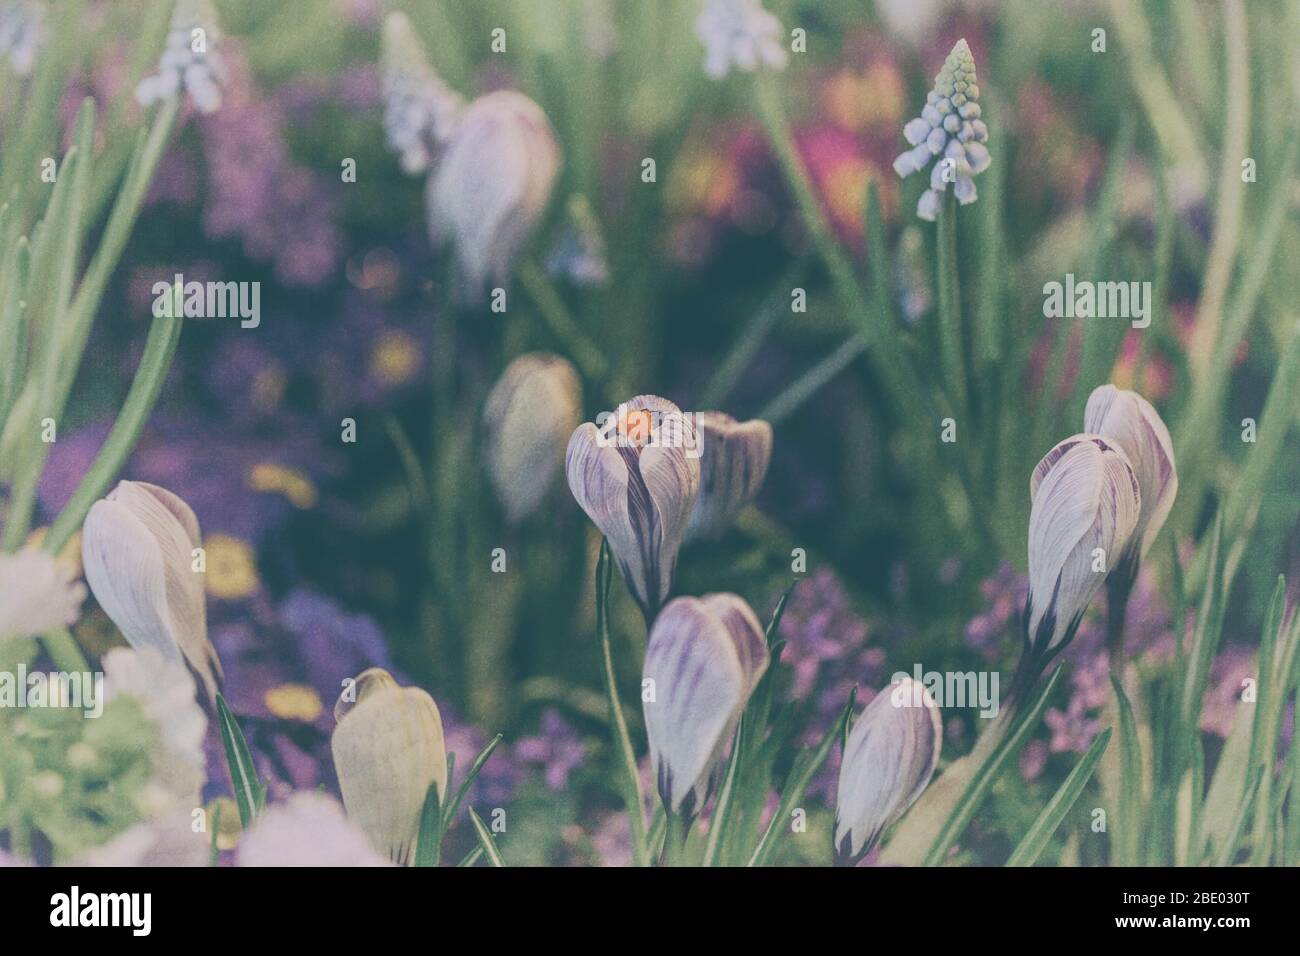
[642,594,768,817]
[834,676,942,861]
[1084,384,1177,559]
[81,480,222,704]
[331,669,447,865]
[1026,436,1141,654]
[685,412,773,541]
[0,550,85,641]
[483,353,583,523]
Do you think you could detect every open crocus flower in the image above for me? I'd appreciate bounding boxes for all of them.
[566,395,701,621]
[81,481,223,705]
[426,90,561,295]
[695,0,788,79]
[893,38,990,220]
[0,549,85,641]
[1025,435,1141,659]
[331,668,447,866]
[1084,384,1177,566]
[685,412,773,542]
[642,594,768,818]
[834,676,942,862]
[483,353,583,524]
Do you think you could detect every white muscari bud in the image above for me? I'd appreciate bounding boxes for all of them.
[0,0,42,75]
[135,0,225,114]
[381,12,464,175]
[426,90,561,295]
[894,38,990,221]
[566,395,700,621]
[331,669,447,866]
[643,593,768,817]
[695,0,788,80]
[82,481,224,705]
[685,412,773,542]
[483,353,583,524]
[1084,384,1178,563]
[1025,435,1141,657]
[834,676,942,862]
[0,549,85,641]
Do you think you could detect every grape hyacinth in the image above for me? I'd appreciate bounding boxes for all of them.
[135,0,225,114]
[0,0,41,75]
[893,38,990,221]
[695,0,788,79]
[381,11,464,174]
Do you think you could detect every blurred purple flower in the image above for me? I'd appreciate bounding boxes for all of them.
[513,709,587,792]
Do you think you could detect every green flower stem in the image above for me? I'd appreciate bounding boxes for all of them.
[518,259,609,385]
[758,332,867,425]
[752,75,909,414]
[661,811,687,867]
[1005,728,1111,866]
[595,539,650,866]
[43,311,183,556]
[936,191,967,413]
[41,627,89,675]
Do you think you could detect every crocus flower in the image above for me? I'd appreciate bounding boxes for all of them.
[1025,435,1141,658]
[834,676,942,862]
[331,668,447,865]
[566,395,701,621]
[135,0,225,114]
[642,594,768,817]
[0,549,85,641]
[82,480,224,704]
[380,11,463,174]
[0,0,42,75]
[426,90,561,294]
[894,38,990,220]
[483,353,583,524]
[685,412,773,541]
[237,792,393,867]
[1084,384,1177,563]
[695,0,788,79]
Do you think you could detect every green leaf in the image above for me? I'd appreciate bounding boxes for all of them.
[413,780,444,868]
[216,694,265,829]
[442,733,502,831]
[1213,766,1264,867]
[1007,728,1111,867]
[456,846,484,868]
[1109,675,1143,866]
[923,666,1065,866]
[467,807,506,867]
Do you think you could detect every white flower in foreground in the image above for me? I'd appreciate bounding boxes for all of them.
[696,0,788,79]
[381,11,464,174]
[483,353,583,524]
[894,38,990,221]
[426,90,561,294]
[82,480,224,704]
[238,792,393,867]
[1026,435,1141,657]
[76,811,208,867]
[0,0,42,75]
[135,0,225,114]
[643,594,768,817]
[685,412,773,542]
[834,676,942,862]
[103,646,208,804]
[0,549,85,641]
[566,395,700,621]
[1084,384,1177,564]
[331,668,447,865]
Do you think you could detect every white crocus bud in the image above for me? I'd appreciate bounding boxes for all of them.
[685,412,773,542]
[331,669,447,866]
[426,90,561,296]
[0,549,85,641]
[1084,384,1177,563]
[565,395,701,621]
[834,676,942,862]
[643,594,768,818]
[483,353,583,524]
[1025,435,1141,657]
[81,481,223,704]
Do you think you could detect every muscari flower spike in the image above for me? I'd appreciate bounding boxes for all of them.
[893,38,990,221]
[696,0,788,80]
[135,0,225,114]
[0,0,42,76]
[381,11,464,175]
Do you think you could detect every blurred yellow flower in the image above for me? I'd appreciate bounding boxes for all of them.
[248,462,318,509]
[265,683,325,723]
[205,796,244,851]
[369,329,421,386]
[203,534,259,600]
